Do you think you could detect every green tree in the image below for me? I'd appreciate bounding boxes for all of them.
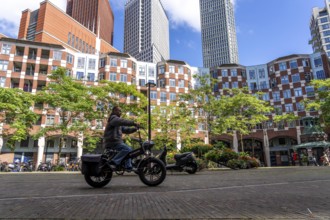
[34,67,96,158]
[152,103,196,150]
[0,88,39,150]
[306,79,330,128]
[212,88,273,151]
[180,74,218,144]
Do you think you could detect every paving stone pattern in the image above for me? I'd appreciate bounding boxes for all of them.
[0,167,330,219]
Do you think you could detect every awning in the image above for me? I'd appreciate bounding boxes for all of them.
[292,141,330,150]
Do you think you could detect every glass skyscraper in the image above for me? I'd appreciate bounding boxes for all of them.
[200,0,239,68]
[124,0,169,64]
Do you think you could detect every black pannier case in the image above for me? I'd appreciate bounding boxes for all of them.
[81,154,102,176]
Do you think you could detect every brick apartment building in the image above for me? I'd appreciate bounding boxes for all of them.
[1,0,330,168]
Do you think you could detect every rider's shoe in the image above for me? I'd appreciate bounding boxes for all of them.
[126,167,137,173]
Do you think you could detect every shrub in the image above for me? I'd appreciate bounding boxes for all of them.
[218,149,239,164]
[195,158,207,171]
[181,143,213,158]
[53,165,65,171]
[205,149,221,162]
[227,159,241,170]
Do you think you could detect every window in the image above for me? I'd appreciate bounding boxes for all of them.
[323,24,330,30]
[231,69,237,77]
[77,57,85,68]
[169,65,175,73]
[87,73,95,82]
[99,73,105,81]
[120,74,127,82]
[294,88,302,97]
[248,70,255,79]
[139,79,146,86]
[302,59,309,67]
[306,86,315,97]
[148,66,155,77]
[159,65,165,74]
[296,102,304,111]
[274,105,282,115]
[159,79,165,88]
[139,66,145,76]
[53,51,62,60]
[316,70,326,79]
[100,58,106,67]
[259,81,268,89]
[110,59,117,67]
[285,104,293,112]
[279,62,287,71]
[281,75,289,84]
[1,44,11,54]
[88,59,96,70]
[160,92,167,102]
[150,91,157,100]
[198,123,205,131]
[263,93,270,101]
[178,66,184,74]
[76,72,84,80]
[305,72,312,83]
[169,79,176,87]
[273,91,280,101]
[170,93,176,101]
[291,73,300,83]
[0,60,8,71]
[283,89,291,99]
[314,57,322,67]
[289,60,298,69]
[110,73,116,81]
[178,79,184,88]
[222,69,228,77]
[324,30,330,36]
[258,69,266,78]
[46,115,55,125]
[120,60,127,68]
[0,76,5,87]
[66,54,73,64]
[321,17,328,23]
[232,81,238,88]
[249,82,257,90]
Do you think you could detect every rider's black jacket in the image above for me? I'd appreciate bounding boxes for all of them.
[103,114,137,148]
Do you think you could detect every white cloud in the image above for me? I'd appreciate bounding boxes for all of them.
[0,0,66,37]
[162,0,201,32]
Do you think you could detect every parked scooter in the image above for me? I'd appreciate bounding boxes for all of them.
[5,160,21,172]
[37,161,54,171]
[20,160,34,172]
[157,146,198,174]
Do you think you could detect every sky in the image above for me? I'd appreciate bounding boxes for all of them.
[0,0,326,67]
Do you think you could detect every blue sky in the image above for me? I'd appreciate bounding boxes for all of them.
[0,0,326,67]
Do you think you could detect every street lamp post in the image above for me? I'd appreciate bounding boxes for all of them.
[146,82,156,142]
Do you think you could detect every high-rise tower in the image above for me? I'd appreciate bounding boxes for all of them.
[66,0,114,45]
[200,0,239,68]
[124,0,169,64]
[310,0,330,57]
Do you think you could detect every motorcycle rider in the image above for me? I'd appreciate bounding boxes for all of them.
[103,106,139,171]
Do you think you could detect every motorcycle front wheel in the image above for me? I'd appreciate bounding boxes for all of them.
[138,158,166,187]
[84,168,113,188]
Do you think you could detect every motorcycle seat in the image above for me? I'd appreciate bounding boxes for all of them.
[174,152,192,160]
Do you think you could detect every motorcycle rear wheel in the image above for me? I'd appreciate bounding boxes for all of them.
[84,169,113,188]
[138,158,166,187]
[185,163,198,174]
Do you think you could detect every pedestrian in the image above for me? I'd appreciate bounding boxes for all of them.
[312,154,319,166]
[322,152,330,166]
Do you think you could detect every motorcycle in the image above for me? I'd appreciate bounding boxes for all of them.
[157,145,198,174]
[5,160,21,172]
[20,160,34,172]
[37,161,54,171]
[81,127,166,188]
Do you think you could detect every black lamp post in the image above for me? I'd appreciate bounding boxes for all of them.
[146,82,156,142]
